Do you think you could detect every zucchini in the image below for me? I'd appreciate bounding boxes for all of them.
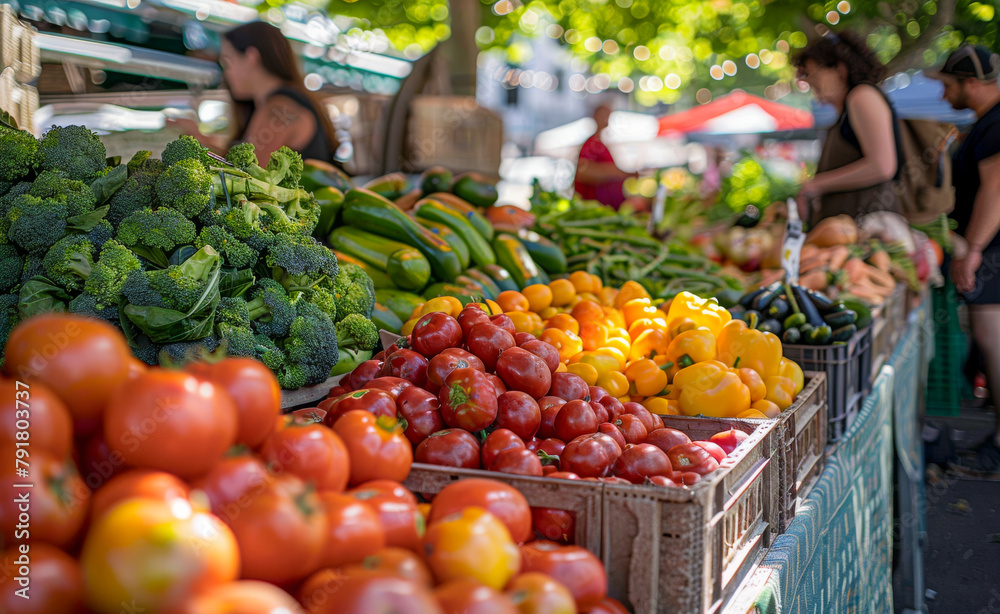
[420,166,453,196]
[417,219,470,270]
[739,287,767,309]
[766,297,790,321]
[495,227,567,275]
[332,250,397,290]
[782,328,802,344]
[728,305,747,319]
[791,285,825,328]
[425,192,494,240]
[783,313,807,330]
[362,172,409,200]
[806,325,832,345]
[454,274,496,301]
[371,302,404,335]
[415,199,496,267]
[482,264,519,293]
[312,186,345,241]
[823,309,857,328]
[751,281,783,312]
[328,227,430,291]
[464,268,502,299]
[802,287,836,311]
[758,318,782,335]
[839,299,872,329]
[375,289,426,321]
[492,235,547,289]
[451,173,498,208]
[830,323,857,343]
[422,283,483,306]
[300,159,352,193]
[342,188,463,281]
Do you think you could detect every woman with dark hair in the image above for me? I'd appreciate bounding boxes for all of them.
[171,21,339,166]
[794,30,903,224]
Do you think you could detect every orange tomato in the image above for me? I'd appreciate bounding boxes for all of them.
[544,313,580,335]
[343,547,434,587]
[570,300,604,324]
[522,284,553,312]
[0,378,73,459]
[434,579,519,614]
[497,291,530,313]
[90,469,191,521]
[187,358,282,449]
[505,572,577,614]
[568,271,595,293]
[548,279,577,306]
[261,418,350,493]
[173,581,304,614]
[507,311,537,335]
[423,507,521,590]
[316,492,386,568]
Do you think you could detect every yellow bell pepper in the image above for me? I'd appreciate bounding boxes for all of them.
[666,317,699,339]
[664,291,733,337]
[643,397,681,416]
[778,358,805,395]
[579,352,619,378]
[604,336,631,359]
[567,362,599,386]
[666,328,716,367]
[621,298,659,328]
[594,346,627,371]
[716,319,782,380]
[671,360,727,391]
[752,399,781,418]
[628,328,670,362]
[597,371,629,397]
[764,375,796,411]
[628,318,669,342]
[603,307,626,329]
[599,286,619,308]
[614,280,650,309]
[736,368,767,403]
[539,328,583,362]
[678,370,751,418]
[737,408,770,419]
[625,359,669,397]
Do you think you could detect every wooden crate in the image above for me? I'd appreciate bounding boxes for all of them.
[600,417,780,614]
[280,375,344,410]
[404,464,604,555]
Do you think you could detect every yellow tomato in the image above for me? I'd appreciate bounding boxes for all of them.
[423,507,520,590]
[421,296,462,317]
[548,279,577,307]
[643,397,681,416]
[544,313,580,335]
[506,311,537,334]
[568,271,596,293]
[522,284,553,312]
[597,371,629,397]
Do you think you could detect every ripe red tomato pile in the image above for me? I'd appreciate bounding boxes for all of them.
[0,313,632,613]
[323,305,755,490]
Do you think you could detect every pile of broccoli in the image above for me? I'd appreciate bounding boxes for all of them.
[0,125,377,387]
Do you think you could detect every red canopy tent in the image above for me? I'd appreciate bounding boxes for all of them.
[657,90,814,136]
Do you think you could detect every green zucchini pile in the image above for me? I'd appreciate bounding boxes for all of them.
[726,282,872,345]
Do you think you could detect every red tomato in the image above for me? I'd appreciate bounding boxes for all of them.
[0,378,72,458]
[4,314,133,422]
[349,359,384,391]
[328,384,352,397]
[590,401,610,424]
[613,414,648,445]
[0,452,86,549]
[427,478,532,544]
[458,306,492,339]
[553,400,599,442]
[192,358,281,449]
[520,340,560,373]
[693,440,727,462]
[225,474,327,584]
[434,579,519,614]
[526,437,566,458]
[547,372,589,401]
[667,442,720,476]
[415,429,481,469]
[342,547,434,586]
[598,395,624,418]
[519,542,607,611]
[560,433,621,478]
[76,432,127,490]
[332,411,412,486]
[380,349,429,387]
[466,323,515,371]
[411,312,464,358]
[548,471,580,480]
[587,596,631,614]
[620,402,660,433]
[172,580,304,614]
[321,388,398,424]
[481,429,526,469]
[646,475,676,487]
[496,348,552,399]
[103,369,238,479]
[495,391,541,441]
[588,386,608,403]
[597,422,627,450]
[0,543,84,614]
[428,348,486,387]
[396,386,445,445]
[675,472,702,485]
[643,427,691,454]
[490,314,517,336]
[490,448,543,476]
[612,443,673,484]
[349,480,424,552]
[193,452,272,519]
[537,396,565,412]
[514,332,536,346]
[709,428,749,454]
[90,469,190,521]
[287,407,327,425]
[363,376,415,399]
[536,402,562,440]
[439,368,498,432]
[261,420,350,492]
[504,572,577,614]
[316,492,386,568]
[531,507,575,544]
[486,374,507,397]
[302,571,441,614]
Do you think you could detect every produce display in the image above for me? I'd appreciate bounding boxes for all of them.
[726,282,871,345]
[1,312,630,614]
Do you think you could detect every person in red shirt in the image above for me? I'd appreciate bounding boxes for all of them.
[574,104,647,210]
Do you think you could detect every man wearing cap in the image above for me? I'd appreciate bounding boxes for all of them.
[931,44,1000,473]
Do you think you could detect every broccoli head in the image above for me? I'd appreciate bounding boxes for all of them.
[6,193,68,254]
[0,181,31,245]
[68,293,120,325]
[224,142,258,171]
[0,244,24,293]
[107,171,157,228]
[84,239,142,308]
[155,159,212,218]
[161,135,212,169]
[29,170,97,218]
[307,286,337,321]
[146,264,210,312]
[216,296,251,328]
[0,127,39,182]
[42,235,96,292]
[246,278,296,338]
[116,207,197,257]
[266,233,338,292]
[19,255,44,286]
[265,146,304,189]
[195,226,256,269]
[259,197,319,236]
[87,219,114,250]
[211,199,273,252]
[336,313,378,351]
[333,262,375,321]
[253,333,287,372]
[217,323,256,357]
[278,300,338,388]
[158,335,219,367]
[37,125,107,183]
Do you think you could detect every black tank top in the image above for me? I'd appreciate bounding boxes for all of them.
[265,86,333,163]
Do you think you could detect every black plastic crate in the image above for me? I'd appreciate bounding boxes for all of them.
[782,327,872,443]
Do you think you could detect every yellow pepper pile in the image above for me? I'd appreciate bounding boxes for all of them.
[398,276,805,419]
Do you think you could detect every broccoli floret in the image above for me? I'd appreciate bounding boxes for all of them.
[259,197,319,236]
[224,142,258,171]
[0,294,19,368]
[216,296,251,328]
[246,278,296,338]
[0,127,39,182]
[121,269,165,309]
[130,340,162,366]
[42,235,95,291]
[6,194,68,254]
[336,313,378,351]
[29,171,96,218]
[146,265,208,312]
[308,286,337,320]
[126,150,158,175]
[161,135,211,169]
[254,333,286,371]
[107,171,158,228]
[213,171,310,207]
[0,244,23,292]
[85,239,142,308]
[218,323,256,357]
[155,159,212,218]
[0,182,31,245]
[87,219,114,250]
[37,125,107,183]
[68,293,120,325]
[333,262,375,321]
[116,207,196,263]
[19,255,44,285]
[266,234,338,292]
[265,146,304,189]
[159,335,219,367]
[195,226,256,269]
[278,300,338,388]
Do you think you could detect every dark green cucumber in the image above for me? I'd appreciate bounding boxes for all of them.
[451,173,498,207]
[371,302,403,334]
[481,264,519,293]
[424,192,494,240]
[419,166,453,196]
[417,219,470,270]
[415,199,496,268]
[300,159,352,193]
[830,323,857,342]
[791,285,825,328]
[782,328,802,344]
[422,283,482,305]
[766,297,790,321]
[375,289,425,321]
[739,287,768,309]
[839,299,872,329]
[751,281,783,312]
[806,325,832,345]
[802,287,836,311]
[362,172,409,200]
[342,188,462,281]
[312,186,344,241]
[823,310,857,328]
[758,318,782,335]
[492,235,546,289]
[453,275,496,301]
[463,268,502,299]
[494,227,567,275]
[332,250,397,290]
[327,227,430,291]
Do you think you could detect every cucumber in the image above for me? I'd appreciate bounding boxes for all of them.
[823,309,857,328]
[362,172,409,200]
[492,235,547,289]
[300,159,352,193]
[327,226,430,291]
[783,313,807,330]
[830,323,857,342]
[791,284,825,328]
[415,199,496,267]
[371,302,404,335]
[312,186,344,241]
[758,318,782,335]
[839,299,872,329]
[464,268,502,299]
[420,166,453,196]
[332,250,397,290]
[417,219,471,270]
[481,264,519,293]
[782,328,802,344]
[425,192,494,240]
[454,274,496,301]
[739,287,767,309]
[802,287,836,311]
[375,289,425,321]
[806,325,832,345]
[766,297,790,321]
[342,188,463,281]
[451,173,498,207]
[495,228,567,275]
[422,283,483,306]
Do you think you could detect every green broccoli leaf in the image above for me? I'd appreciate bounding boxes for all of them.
[18,276,72,319]
[90,165,128,205]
